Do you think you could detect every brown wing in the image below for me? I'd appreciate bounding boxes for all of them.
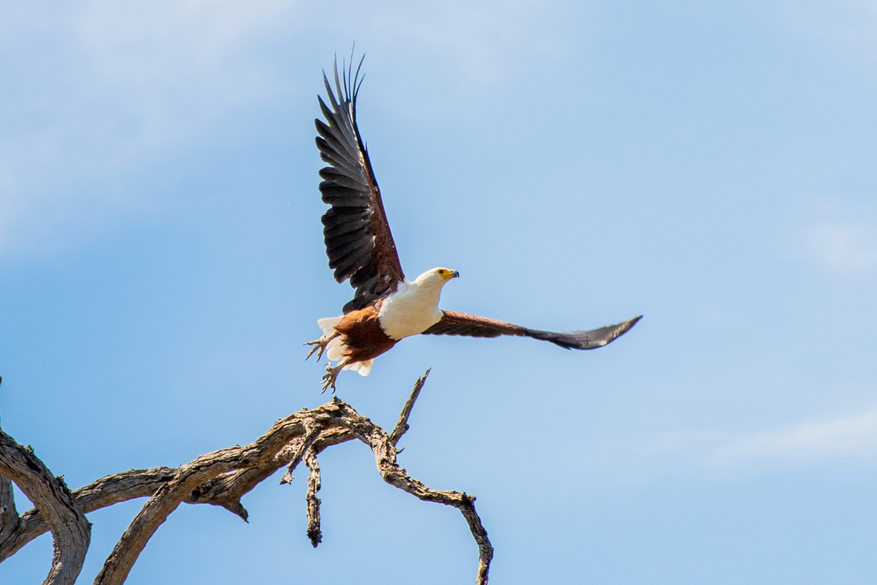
[422,311,641,350]
[316,56,405,313]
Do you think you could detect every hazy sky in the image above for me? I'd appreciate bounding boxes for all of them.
[2,1,876,583]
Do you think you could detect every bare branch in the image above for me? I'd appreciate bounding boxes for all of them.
[459,494,493,585]
[0,467,175,562]
[3,379,493,585]
[329,398,494,584]
[310,426,355,455]
[188,428,331,522]
[94,413,329,585]
[0,430,357,558]
[0,382,20,553]
[304,450,322,547]
[0,430,90,585]
[281,426,354,485]
[188,466,270,522]
[0,412,22,552]
[2,428,354,557]
[0,470,18,547]
[389,368,430,447]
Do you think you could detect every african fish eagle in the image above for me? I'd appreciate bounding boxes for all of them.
[307,57,641,392]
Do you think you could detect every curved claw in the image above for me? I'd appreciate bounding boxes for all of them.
[305,340,324,361]
[305,332,339,362]
[320,363,344,394]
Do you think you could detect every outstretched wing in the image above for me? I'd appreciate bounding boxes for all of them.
[422,311,642,350]
[316,56,405,313]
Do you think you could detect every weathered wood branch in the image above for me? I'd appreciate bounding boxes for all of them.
[0,373,493,584]
[390,368,430,447]
[0,467,176,561]
[0,464,17,548]
[303,449,322,547]
[0,428,91,585]
[325,398,494,584]
[93,416,329,585]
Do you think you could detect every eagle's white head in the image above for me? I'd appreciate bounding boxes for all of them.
[410,268,460,295]
[414,267,460,286]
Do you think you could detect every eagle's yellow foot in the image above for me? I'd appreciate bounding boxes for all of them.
[305,332,339,362]
[320,362,345,394]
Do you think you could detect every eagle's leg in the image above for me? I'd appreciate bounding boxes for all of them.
[320,358,349,394]
[305,331,340,362]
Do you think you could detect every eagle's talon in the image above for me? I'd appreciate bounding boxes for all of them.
[305,333,339,362]
[305,341,324,361]
[320,363,344,394]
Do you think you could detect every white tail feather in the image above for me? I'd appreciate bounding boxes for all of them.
[347,359,373,376]
[315,316,374,377]
[325,336,345,362]
[317,316,342,334]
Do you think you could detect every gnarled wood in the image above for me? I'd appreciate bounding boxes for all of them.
[93,416,328,585]
[0,429,90,585]
[325,398,494,585]
[0,468,18,548]
[389,368,430,447]
[1,374,493,585]
[304,450,322,547]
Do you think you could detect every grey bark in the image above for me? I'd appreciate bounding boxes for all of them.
[0,373,493,584]
[0,427,91,585]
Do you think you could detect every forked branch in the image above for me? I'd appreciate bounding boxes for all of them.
[0,373,493,585]
[0,426,91,585]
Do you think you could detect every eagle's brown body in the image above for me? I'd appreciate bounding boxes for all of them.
[332,299,397,364]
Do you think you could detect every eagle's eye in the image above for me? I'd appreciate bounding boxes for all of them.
[435,268,459,280]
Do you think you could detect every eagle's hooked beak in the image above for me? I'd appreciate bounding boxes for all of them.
[437,268,460,280]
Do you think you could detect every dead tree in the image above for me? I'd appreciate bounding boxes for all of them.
[0,371,493,584]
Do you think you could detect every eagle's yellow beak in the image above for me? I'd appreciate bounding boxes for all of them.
[439,269,460,280]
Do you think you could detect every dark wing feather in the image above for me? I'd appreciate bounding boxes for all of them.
[316,56,404,313]
[422,311,642,350]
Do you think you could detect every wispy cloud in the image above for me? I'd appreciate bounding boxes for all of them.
[649,410,877,473]
[710,410,877,467]
[808,222,877,273]
[0,1,297,259]
[365,0,561,80]
[0,0,572,260]
[349,0,571,118]
[564,408,877,482]
[779,0,877,63]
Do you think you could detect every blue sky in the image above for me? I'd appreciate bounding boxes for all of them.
[1,1,876,583]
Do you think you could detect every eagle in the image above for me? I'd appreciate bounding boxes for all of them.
[307,57,641,392]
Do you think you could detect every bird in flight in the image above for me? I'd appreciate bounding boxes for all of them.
[307,56,641,392]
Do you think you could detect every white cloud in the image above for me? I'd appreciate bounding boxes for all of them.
[808,222,877,273]
[0,0,576,260]
[780,0,877,64]
[0,1,297,259]
[365,0,560,80]
[75,1,293,109]
[0,0,577,260]
[711,410,877,466]
[651,410,877,472]
[348,0,573,119]
[561,408,877,483]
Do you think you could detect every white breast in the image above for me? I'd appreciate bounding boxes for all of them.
[378,279,443,340]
